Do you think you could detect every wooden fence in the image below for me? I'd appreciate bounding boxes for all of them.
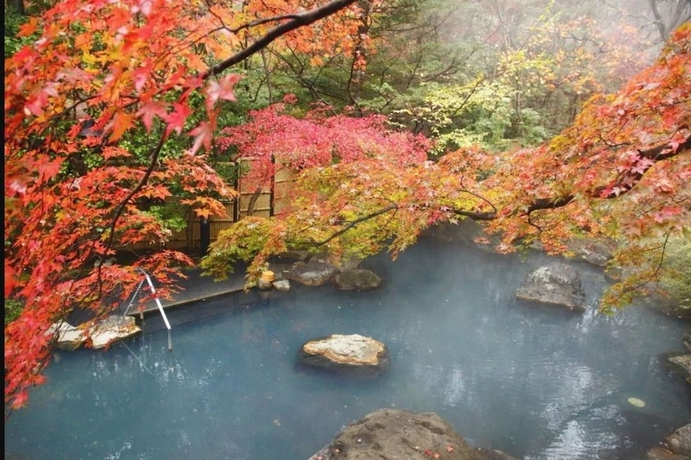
[124,159,296,251]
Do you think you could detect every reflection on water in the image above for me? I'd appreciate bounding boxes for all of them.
[5,239,691,460]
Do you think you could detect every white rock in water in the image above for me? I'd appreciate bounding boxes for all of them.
[90,315,141,349]
[299,333,390,376]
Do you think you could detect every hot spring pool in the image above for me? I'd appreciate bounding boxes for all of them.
[5,239,691,459]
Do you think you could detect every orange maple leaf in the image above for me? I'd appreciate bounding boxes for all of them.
[108,111,135,142]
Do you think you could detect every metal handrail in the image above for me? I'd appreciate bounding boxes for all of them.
[123,268,173,351]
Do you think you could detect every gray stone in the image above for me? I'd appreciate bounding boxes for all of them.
[299,334,389,376]
[646,446,690,460]
[565,237,615,267]
[285,261,340,287]
[308,253,335,264]
[669,354,691,373]
[338,255,363,270]
[47,315,140,350]
[273,279,291,291]
[516,263,586,310]
[93,256,117,268]
[257,278,273,290]
[684,332,691,352]
[308,408,515,460]
[334,269,382,291]
[667,424,691,457]
[669,355,691,385]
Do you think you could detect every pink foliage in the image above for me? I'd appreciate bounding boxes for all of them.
[217,101,431,186]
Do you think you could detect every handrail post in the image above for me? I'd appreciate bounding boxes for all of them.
[135,268,173,351]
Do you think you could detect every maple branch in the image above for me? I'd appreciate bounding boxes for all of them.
[447,78,485,119]
[522,136,689,214]
[461,175,497,214]
[614,232,672,302]
[453,134,691,222]
[640,132,690,160]
[202,0,358,79]
[308,204,398,246]
[229,14,302,34]
[591,133,691,200]
[452,209,497,221]
[525,134,691,211]
[526,195,576,214]
[104,132,168,253]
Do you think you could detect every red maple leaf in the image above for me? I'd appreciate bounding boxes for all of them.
[37,157,63,181]
[136,101,168,133]
[164,103,192,135]
[189,121,213,155]
[206,74,242,111]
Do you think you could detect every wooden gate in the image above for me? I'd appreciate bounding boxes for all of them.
[161,158,295,250]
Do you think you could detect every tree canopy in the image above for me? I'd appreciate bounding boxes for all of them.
[4,0,367,411]
[203,23,690,307]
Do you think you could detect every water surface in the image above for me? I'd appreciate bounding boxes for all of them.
[5,239,691,459]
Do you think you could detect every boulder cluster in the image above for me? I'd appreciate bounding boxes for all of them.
[257,251,383,293]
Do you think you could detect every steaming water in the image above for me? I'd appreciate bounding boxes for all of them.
[5,239,691,459]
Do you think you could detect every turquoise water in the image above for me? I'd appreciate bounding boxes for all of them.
[5,238,691,459]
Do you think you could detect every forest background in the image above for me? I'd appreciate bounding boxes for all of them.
[4,0,690,412]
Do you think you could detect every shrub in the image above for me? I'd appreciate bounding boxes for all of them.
[4,298,24,325]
